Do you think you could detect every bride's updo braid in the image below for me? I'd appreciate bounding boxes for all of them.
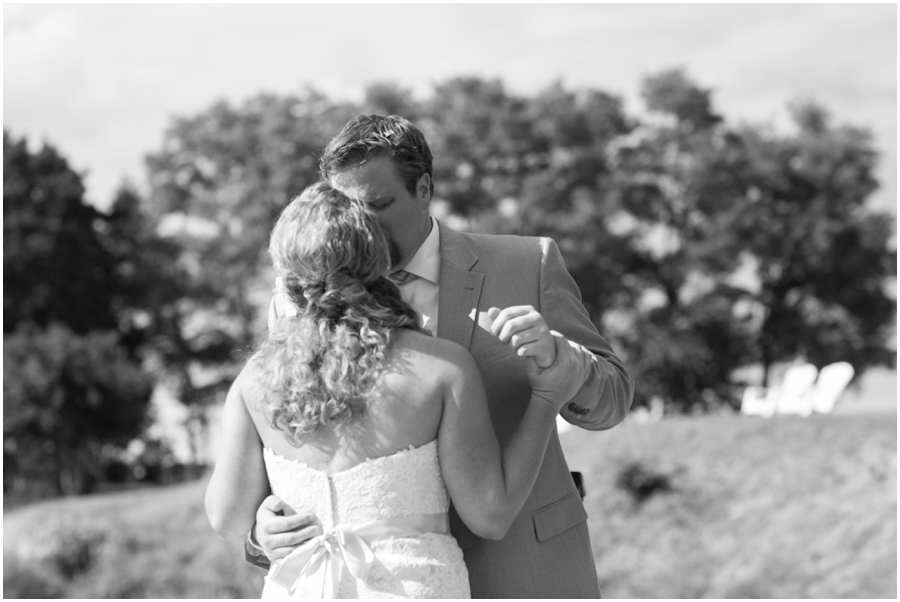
[255,182,424,442]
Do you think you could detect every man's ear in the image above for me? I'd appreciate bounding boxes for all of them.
[417,174,432,202]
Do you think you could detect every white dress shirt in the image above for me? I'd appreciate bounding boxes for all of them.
[397,217,440,335]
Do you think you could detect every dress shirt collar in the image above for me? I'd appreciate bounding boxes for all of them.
[401,217,440,285]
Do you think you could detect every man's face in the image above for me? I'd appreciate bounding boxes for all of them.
[330,156,432,272]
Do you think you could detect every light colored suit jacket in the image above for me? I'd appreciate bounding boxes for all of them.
[436,221,634,599]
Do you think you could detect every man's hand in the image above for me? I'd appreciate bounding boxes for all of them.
[254,495,322,562]
[525,333,589,408]
[488,306,556,368]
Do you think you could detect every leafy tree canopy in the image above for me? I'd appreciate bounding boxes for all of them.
[4,132,156,493]
[4,131,118,334]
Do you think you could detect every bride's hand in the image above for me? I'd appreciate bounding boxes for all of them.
[488,306,584,410]
[254,495,322,561]
[523,333,585,411]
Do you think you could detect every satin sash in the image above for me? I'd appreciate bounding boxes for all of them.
[268,513,450,598]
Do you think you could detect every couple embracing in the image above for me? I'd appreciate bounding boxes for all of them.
[206,115,634,598]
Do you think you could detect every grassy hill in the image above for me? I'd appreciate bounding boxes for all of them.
[563,412,897,598]
[4,412,896,598]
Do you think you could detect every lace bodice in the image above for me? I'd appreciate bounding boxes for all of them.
[260,440,470,599]
[263,440,450,528]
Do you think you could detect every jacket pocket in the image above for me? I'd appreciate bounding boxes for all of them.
[532,492,588,542]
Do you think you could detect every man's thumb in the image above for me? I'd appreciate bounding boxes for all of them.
[264,495,285,512]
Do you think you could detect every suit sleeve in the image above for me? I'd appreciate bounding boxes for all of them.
[538,237,634,430]
[244,531,272,570]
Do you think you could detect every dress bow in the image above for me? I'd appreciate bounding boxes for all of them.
[269,525,374,597]
[266,513,449,598]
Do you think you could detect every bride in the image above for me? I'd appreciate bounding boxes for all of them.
[205,182,569,598]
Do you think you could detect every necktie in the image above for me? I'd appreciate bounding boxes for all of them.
[390,269,415,286]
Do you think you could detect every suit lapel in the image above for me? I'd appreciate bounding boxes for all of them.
[437,222,484,351]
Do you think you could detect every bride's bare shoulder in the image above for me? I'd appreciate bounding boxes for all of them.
[393,328,464,355]
[230,353,271,404]
[391,330,478,377]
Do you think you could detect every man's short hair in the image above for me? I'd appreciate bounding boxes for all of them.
[319,114,434,197]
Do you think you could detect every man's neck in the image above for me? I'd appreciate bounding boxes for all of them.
[401,217,434,270]
[399,217,440,284]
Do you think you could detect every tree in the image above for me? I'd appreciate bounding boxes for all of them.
[132,74,895,418]
[4,325,153,495]
[728,102,896,384]
[3,131,118,334]
[604,70,758,409]
[423,78,641,324]
[510,82,641,323]
[145,90,359,341]
[142,91,359,449]
[641,69,722,131]
[3,131,154,494]
[423,77,537,216]
[607,72,895,409]
[103,184,189,360]
[362,81,418,118]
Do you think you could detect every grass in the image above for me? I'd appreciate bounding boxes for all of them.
[562,412,897,598]
[3,412,896,598]
[3,480,264,598]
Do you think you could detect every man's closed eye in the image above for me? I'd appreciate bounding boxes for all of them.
[370,197,394,210]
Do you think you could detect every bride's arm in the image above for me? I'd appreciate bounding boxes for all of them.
[436,342,567,540]
[205,368,269,539]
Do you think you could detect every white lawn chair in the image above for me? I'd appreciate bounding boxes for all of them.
[810,362,855,414]
[648,395,664,423]
[774,363,819,416]
[741,385,777,418]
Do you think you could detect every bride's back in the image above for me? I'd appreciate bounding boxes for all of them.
[243,330,473,599]
[241,328,454,475]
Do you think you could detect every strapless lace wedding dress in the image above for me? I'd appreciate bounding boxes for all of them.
[260,440,471,599]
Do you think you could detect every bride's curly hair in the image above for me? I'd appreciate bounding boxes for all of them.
[254,182,424,442]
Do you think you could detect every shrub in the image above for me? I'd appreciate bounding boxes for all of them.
[3,554,66,598]
[15,517,108,578]
[615,460,674,504]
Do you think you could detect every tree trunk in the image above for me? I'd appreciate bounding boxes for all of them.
[55,441,86,495]
[759,302,774,388]
[761,349,772,389]
[683,370,698,411]
[54,438,66,496]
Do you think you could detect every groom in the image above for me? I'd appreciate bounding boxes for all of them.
[247,114,634,598]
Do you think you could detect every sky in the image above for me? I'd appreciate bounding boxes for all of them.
[4,3,897,215]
